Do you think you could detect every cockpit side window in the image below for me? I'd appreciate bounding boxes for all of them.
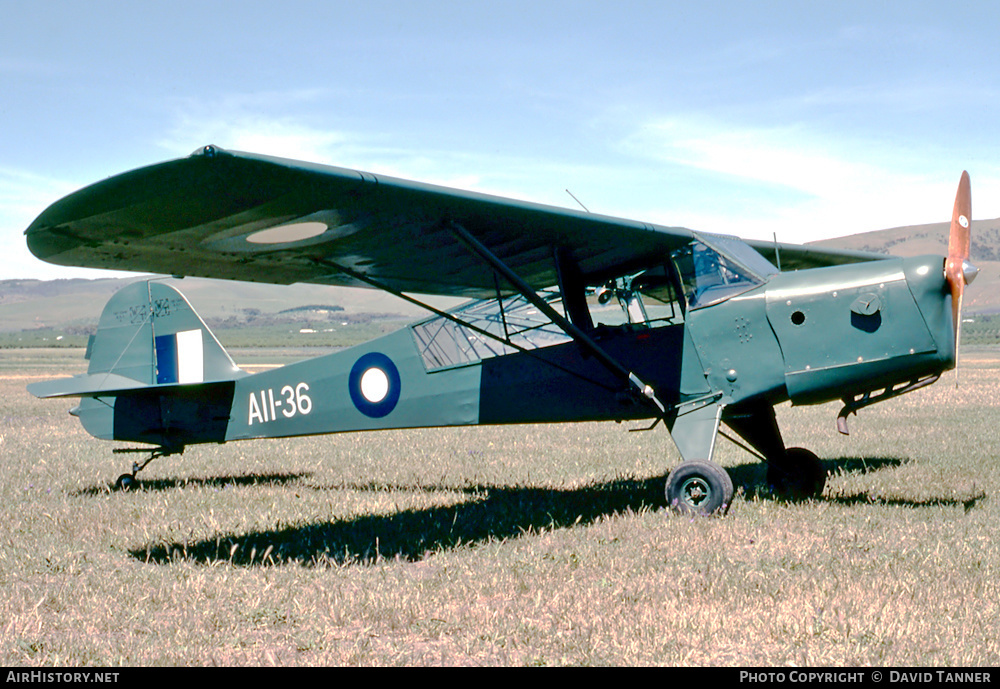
[587,263,686,328]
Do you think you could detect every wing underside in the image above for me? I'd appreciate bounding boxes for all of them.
[25,146,886,295]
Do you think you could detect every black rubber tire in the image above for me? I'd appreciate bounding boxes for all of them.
[115,473,137,491]
[665,460,734,515]
[767,447,826,500]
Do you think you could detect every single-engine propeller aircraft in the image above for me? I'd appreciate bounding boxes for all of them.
[24,147,978,514]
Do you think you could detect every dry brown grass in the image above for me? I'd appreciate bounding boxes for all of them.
[1,348,998,666]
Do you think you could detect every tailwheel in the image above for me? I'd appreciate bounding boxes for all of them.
[665,460,734,515]
[115,473,137,491]
[114,459,148,492]
[767,447,826,501]
[111,446,180,491]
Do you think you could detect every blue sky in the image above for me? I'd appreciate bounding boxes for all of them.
[3,0,999,280]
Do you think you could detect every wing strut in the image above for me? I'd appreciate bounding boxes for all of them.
[444,222,666,414]
[312,257,620,393]
[313,259,533,354]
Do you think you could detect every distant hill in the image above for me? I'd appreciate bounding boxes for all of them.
[0,277,461,348]
[0,277,451,331]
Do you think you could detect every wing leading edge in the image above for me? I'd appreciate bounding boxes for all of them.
[25,146,886,295]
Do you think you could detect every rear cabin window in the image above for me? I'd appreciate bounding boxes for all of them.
[411,264,688,372]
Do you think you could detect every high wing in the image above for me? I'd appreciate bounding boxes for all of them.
[26,146,885,294]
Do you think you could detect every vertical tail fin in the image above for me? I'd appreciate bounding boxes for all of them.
[29,280,243,398]
[87,280,242,386]
[28,280,243,446]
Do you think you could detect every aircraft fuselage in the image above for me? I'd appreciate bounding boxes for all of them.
[66,251,954,464]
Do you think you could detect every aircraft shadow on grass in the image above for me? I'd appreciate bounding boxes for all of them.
[123,455,985,568]
[71,472,311,497]
[819,456,987,512]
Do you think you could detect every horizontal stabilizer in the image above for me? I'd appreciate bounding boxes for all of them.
[27,372,151,399]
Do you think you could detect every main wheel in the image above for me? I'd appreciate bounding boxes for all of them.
[665,460,734,515]
[767,447,826,500]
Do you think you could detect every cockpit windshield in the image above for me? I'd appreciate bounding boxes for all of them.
[671,232,779,309]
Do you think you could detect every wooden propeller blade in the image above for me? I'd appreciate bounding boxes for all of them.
[946,171,972,325]
[948,170,972,263]
[945,171,972,383]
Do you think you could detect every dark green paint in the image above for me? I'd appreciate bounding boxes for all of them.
[24,148,958,479]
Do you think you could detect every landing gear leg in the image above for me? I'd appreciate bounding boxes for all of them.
[723,402,826,500]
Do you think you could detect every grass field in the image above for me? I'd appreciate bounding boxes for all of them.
[1,348,998,666]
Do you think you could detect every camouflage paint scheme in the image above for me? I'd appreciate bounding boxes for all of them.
[23,147,965,511]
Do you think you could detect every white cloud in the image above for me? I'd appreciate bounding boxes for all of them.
[618,116,1000,243]
[158,112,349,165]
[0,167,77,217]
[626,118,901,198]
[154,90,355,164]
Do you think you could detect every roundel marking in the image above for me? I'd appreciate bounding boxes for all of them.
[349,352,401,418]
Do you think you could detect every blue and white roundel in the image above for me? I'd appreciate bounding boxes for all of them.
[348,352,401,418]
